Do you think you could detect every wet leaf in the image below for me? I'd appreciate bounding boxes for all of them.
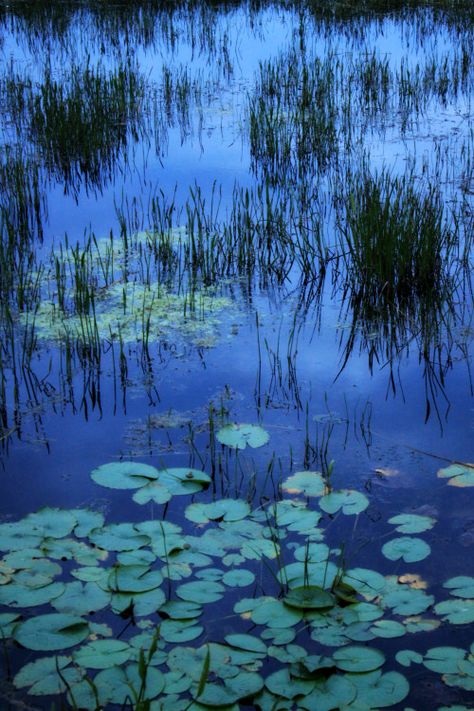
[14,613,89,651]
[382,537,431,563]
[388,513,436,534]
[216,424,269,449]
[73,640,131,669]
[91,461,160,489]
[437,463,474,487]
[319,490,369,515]
[282,471,325,497]
[333,645,385,672]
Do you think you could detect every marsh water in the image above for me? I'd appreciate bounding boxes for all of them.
[0,2,474,709]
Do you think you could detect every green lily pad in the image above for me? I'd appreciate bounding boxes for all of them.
[160,600,203,620]
[160,619,203,643]
[73,509,105,537]
[251,598,303,628]
[319,489,369,515]
[91,461,160,489]
[388,514,436,533]
[443,576,474,598]
[176,580,225,604]
[333,645,385,672]
[186,500,251,524]
[422,647,466,673]
[108,565,163,593]
[24,508,77,538]
[434,599,474,624]
[264,668,315,698]
[437,463,474,487]
[382,586,434,615]
[0,521,43,551]
[225,634,267,655]
[0,581,65,608]
[0,612,20,638]
[299,675,357,710]
[222,568,255,587]
[395,649,423,667]
[133,481,172,505]
[382,537,431,563]
[346,669,410,707]
[73,640,132,669]
[51,582,111,615]
[14,655,83,695]
[14,613,89,651]
[282,471,325,497]
[89,523,150,551]
[216,424,269,449]
[284,586,335,610]
[94,664,165,705]
[342,568,386,600]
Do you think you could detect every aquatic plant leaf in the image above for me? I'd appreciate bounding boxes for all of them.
[387,514,436,533]
[251,598,303,628]
[222,568,255,587]
[91,461,160,489]
[41,538,106,565]
[14,613,89,651]
[280,560,338,589]
[155,467,212,495]
[395,650,423,667]
[73,509,105,537]
[272,501,322,532]
[196,567,224,582]
[346,670,409,707]
[71,566,110,586]
[381,537,431,563]
[268,643,307,664]
[264,668,315,698]
[117,549,157,567]
[95,664,165,705]
[13,557,62,585]
[437,463,474,487]
[403,617,440,633]
[51,581,110,615]
[370,620,406,638]
[442,674,474,691]
[73,640,131,669]
[0,522,43,551]
[160,619,203,643]
[132,481,172,505]
[0,581,65,607]
[282,471,325,497]
[293,543,330,563]
[225,634,267,655]
[160,600,203,620]
[89,523,150,551]
[216,424,269,449]
[319,490,369,515]
[111,587,166,617]
[0,612,20,637]
[333,645,385,672]
[443,576,474,598]
[299,675,357,710]
[108,565,163,593]
[261,627,296,645]
[422,647,466,673]
[284,586,335,610]
[253,689,293,710]
[382,587,434,615]
[176,580,225,604]
[14,655,83,695]
[186,500,251,524]
[342,568,386,600]
[163,671,193,695]
[25,508,77,538]
[434,599,474,624]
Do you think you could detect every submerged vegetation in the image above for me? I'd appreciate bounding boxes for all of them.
[0,0,473,709]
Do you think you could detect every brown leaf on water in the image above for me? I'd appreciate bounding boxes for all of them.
[398,573,428,589]
[374,467,400,477]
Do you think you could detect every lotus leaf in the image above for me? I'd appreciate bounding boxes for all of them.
[282,471,325,497]
[117,549,157,566]
[388,513,436,533]
[163,671,193,694]
[272,501,322,532]
[333,645,385,673]
[437,463,474,487]
[216,424,269,449]
[73,639,132,669]
[319,489,369,515]
[71,566,110,586]
[91,461,160,489]
[14,613,89,651]
[51,581,111,615]
[111,587,166,616]
[381,536,431,563]
[443,576,474,598]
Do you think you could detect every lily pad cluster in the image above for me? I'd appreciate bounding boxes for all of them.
[0,455,472,709]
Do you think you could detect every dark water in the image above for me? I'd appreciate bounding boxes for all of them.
[0,2,473,709]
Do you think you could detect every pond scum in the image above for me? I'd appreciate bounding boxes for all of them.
[0,0,474,709]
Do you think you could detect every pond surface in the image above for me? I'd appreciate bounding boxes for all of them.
[0,2,473,709]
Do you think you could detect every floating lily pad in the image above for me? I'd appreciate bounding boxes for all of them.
[133,481,172,505]
[319,490,369,515]
[382,537,431,563]
[176,580,225,604]
[94,664,165,705]
[108,565,163,593]
[284,586,335,610]
[434,599,474,624]
[0,581,65,608]
[388,513,436,533]
[186,500,250,524]
[382,586,434,615]
[91,461,160,489]
[14,613,89,651]
[422,647,466,673]
[346,669,409,707]
[282,471,325,497]
[89,524,150,552]
[25,509,77,538]
[299,675,356,710]
[160,619,204,643]
[333,645,385,673]
[73,509,105,537]
[225,634,267,655]
[73,640,132,669]
[443,576,474,598]
[14,655,83,696]
[437,463,474,487]
[222,569,255,587]
[0,612,20,638]
[395,649,423,667]
[51,581,110,615]
[251,598,303,628]
[265,668,315,698]
[216,424,269,449]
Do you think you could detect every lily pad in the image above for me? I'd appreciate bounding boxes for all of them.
[299,675,357,710]
[91,461,160,489]
[282,471,325,497]
[216,424,270,449]
[437,463,474,487]
[434,599,474,624]
[176,580,225,604]
[319,489,369,515]
[14,613,89,651]
[186,500,251,524]
[284,586,335,610]
[73,640,132,669]
[333,645,385,672]
[388,513,436,533]
[14,655,83,695]
[51,582,111,615]
[346,669,410,707]
[422,647,466,674]
[381,537,431,563]
[443,576,474,598]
